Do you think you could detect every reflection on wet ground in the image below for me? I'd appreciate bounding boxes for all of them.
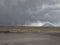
[0,33,60,45]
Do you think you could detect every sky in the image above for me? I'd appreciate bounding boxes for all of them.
[0,0,60,26]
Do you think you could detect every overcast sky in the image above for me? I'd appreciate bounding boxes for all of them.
[0,0,60,26]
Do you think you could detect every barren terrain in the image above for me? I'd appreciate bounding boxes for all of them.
[0,27,60,32]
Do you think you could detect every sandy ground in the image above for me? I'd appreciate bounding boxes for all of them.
[0,33,60,45]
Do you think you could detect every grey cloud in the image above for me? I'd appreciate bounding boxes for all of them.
[0,0,60,26]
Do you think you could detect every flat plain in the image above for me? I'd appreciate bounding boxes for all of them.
[0,26,60,32]
[0,33,60,45]
[0,27,60,45]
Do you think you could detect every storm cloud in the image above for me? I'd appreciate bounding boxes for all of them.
[0,0,60,26]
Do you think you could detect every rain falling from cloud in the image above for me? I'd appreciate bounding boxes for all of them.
[0,0,60,26]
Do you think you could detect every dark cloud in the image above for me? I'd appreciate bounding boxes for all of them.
[0,0,60,26]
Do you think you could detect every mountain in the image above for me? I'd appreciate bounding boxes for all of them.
[42,22,55,27]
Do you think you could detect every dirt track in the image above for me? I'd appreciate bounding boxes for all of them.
[0,33,60,45]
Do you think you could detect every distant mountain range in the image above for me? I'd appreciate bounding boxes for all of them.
[23,22,55,27]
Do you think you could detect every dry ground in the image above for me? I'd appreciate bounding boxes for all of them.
[0,33,60,45]
[0,26,60,32]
